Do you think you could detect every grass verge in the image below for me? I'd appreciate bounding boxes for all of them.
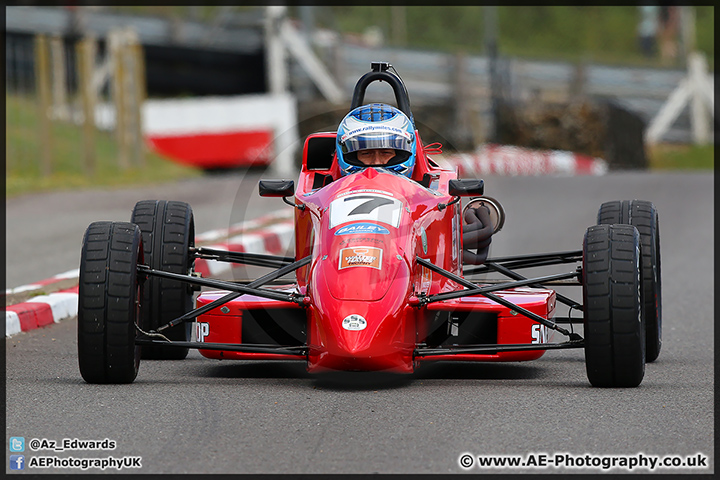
[6,94,201,198]
[6,94,712,200]
[647,143,714,170]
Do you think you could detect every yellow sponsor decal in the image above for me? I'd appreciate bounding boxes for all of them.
[339,246,383,269]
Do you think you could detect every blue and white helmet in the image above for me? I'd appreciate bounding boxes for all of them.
[336,103,416,177]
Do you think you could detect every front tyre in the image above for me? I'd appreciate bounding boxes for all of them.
[131,200,195,360]
[78,221,143,384]
[597,200,662,362]
[583,224,645,388]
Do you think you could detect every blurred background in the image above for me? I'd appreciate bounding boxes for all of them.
[6,5,715,197]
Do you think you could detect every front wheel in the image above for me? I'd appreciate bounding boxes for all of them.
[583,224,645,388]
[78,221,143,384]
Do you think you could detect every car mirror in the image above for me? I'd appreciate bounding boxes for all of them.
[259,180,295,198]
[448,179,484,197]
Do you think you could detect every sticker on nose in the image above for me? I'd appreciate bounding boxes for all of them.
[339,246,383,269]
[342,314,367,331]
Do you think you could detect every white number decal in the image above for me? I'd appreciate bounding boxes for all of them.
[531,324,548,344]
[195,322,209,342]
[329,194,403,228]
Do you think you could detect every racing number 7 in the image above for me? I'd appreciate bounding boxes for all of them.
[346,196,394,215]
[329,194,403,229]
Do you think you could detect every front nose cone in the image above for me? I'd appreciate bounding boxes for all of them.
[307,303,416,373]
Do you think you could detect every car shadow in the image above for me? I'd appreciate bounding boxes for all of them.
[203,360,311,380]
[199,359,545,390]
[412,361,544,380]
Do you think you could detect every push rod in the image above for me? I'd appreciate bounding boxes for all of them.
[424,269,579,303]
[414,340,584,357]
[138,266,300,303]
[140,255,312,332]
[192,247,294,268]
[484,250,582,264]
[485,261,581,309]
[464,250,582,276]
[135,338,307,357]
[416,257,581,340]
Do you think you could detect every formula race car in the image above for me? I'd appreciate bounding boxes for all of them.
[77,62,661,387]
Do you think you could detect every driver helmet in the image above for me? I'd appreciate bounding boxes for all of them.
[336,103,416,177]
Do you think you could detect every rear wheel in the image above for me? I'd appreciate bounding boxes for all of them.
[78,221,143,384]
[598,200,661,362]
[583,224,645,387]
[131,200,195,359]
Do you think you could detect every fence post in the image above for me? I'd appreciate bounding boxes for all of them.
[131,34,147,168]
[123,28,144,168]
[121,30,134,167]
[35,34,53,176]
[50,35,69,121]
[77,36,97,175]
[110,30,129,169]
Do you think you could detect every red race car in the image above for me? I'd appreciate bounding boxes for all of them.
[77,63,661,387]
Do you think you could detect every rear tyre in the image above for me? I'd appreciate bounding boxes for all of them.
[78,221,143,384]
[131,200,195,360]
[583,224,645,387]
[598,200,662,362]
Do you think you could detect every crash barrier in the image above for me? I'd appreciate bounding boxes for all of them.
[142,94,299,173]
[439,144,608,177]
[5,210,294,338]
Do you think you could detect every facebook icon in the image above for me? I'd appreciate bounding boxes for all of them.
[10,455,25,470]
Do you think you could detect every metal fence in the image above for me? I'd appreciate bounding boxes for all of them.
[7,6,710,150]
[327,44,699,144]
[6,30,146,178]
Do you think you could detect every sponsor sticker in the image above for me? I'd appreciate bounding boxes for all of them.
[339,246,383,270]
[337,189,394,198]
[342,314,367,331]
[340,125,411,143]
[420,265,432,293]
[195,322,209,342]
[339,237,385,247]
[531,324,549,344]
[336,222,390,236]
[451,214,459,262]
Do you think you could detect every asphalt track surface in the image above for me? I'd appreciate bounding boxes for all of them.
[5,170,714,475]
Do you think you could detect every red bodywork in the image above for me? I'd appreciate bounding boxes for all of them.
[196,131,556,372]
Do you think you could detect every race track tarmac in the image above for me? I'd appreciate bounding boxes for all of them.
[6,170,713,474]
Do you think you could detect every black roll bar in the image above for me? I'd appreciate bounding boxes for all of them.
[350,64,413,121]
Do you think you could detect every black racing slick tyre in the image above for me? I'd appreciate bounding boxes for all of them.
[582,224,645,388]
[78,222,143,384]
[131,200,195,360]
[598,200,662,362]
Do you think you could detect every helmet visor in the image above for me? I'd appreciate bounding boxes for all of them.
[340,122,412,152]
[342,134,410,154]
